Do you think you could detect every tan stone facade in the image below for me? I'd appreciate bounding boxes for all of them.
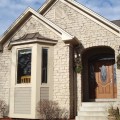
[0,42,11,104]
[43,0,120,115]
[0,0,120,119]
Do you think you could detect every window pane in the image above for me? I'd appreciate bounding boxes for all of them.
[42,48,48,83]
[17,49,31,84]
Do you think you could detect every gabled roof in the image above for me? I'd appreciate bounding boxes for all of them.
[112,20,120,27]
[13,32,57,41]
[38,0,120,37]
[8,32,58,49]
[0,7,75,45]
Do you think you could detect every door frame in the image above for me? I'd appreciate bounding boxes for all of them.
[88,55,117,100]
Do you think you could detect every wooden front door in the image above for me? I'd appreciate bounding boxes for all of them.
[89,60,117,99]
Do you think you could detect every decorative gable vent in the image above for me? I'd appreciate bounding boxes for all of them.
[54,7,65,19]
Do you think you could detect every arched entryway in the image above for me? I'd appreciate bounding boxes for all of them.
[82,46,117,102]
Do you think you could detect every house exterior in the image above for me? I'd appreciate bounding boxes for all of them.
[0,0,120,120]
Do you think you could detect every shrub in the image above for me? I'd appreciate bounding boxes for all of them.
[0,100,8,118]
[108,105,120,120]
[37,100,68,120]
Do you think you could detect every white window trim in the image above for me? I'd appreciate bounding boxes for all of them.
[9,43,53,119]
[9,44,37,119]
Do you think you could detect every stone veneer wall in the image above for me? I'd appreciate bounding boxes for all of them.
[0,42,11,105]
[44,1,120,51]
[43,0,120,109]
[0,14,72,117]
[12,15,61,41]
[69,45,74,118]
[11,14,71,112]
[1,0,120,118]
[53,41,70,113]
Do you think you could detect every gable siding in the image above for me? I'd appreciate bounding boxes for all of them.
[44,1,120,51]
[11,16,61,41]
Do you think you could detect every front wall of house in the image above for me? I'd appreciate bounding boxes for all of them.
[11,15,61,41]
[0,42,11,105]
[11,14,71,114]
[0,13,72,118]
[1,0,120,119]
[53,41,71,114]
[43,0,120,107]
[44,1,120,51]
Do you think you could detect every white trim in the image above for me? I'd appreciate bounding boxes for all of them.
[9,44,37,119]
[8,38,58,50]
[9,43,54,119]
[89,99,118,102]
[38,0,58,16]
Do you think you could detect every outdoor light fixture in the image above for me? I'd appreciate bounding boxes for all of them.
[74,46,82,73]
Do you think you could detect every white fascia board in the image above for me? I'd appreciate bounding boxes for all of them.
[61,0,120,36]
[38,0,58,14]
[8,39,58,50]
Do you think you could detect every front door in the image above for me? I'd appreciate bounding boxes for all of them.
[89,60,117,99]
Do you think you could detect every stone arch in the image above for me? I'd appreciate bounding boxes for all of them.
[83,42,118,53]
[81,46,116,101]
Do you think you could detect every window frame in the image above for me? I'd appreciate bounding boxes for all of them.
[14,45,34,86]
[16,48,32,84]
[41,47,48,84]
[10,43,54,118]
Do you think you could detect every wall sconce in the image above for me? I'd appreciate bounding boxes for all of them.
[74,48,82,73]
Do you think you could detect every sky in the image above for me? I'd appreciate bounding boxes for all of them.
[0,0,120,36]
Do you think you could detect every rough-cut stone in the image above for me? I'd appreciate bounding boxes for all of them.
[43,0,120,117]
[12,16,61,41]
[1,0,120,119]
[0,42,11,105]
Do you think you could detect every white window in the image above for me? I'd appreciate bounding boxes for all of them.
[42,48,48,83]
[17,49,32,84]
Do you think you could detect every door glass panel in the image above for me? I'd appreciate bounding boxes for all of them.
[100,65,107,83]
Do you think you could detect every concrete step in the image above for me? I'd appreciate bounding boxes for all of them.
[76,102,110,120]
[78,111,108,116]
[76,116,108,120]
[82,102,110,107]
[80,106,106,111]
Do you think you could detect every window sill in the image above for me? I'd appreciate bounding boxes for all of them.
[15,84,32,87]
